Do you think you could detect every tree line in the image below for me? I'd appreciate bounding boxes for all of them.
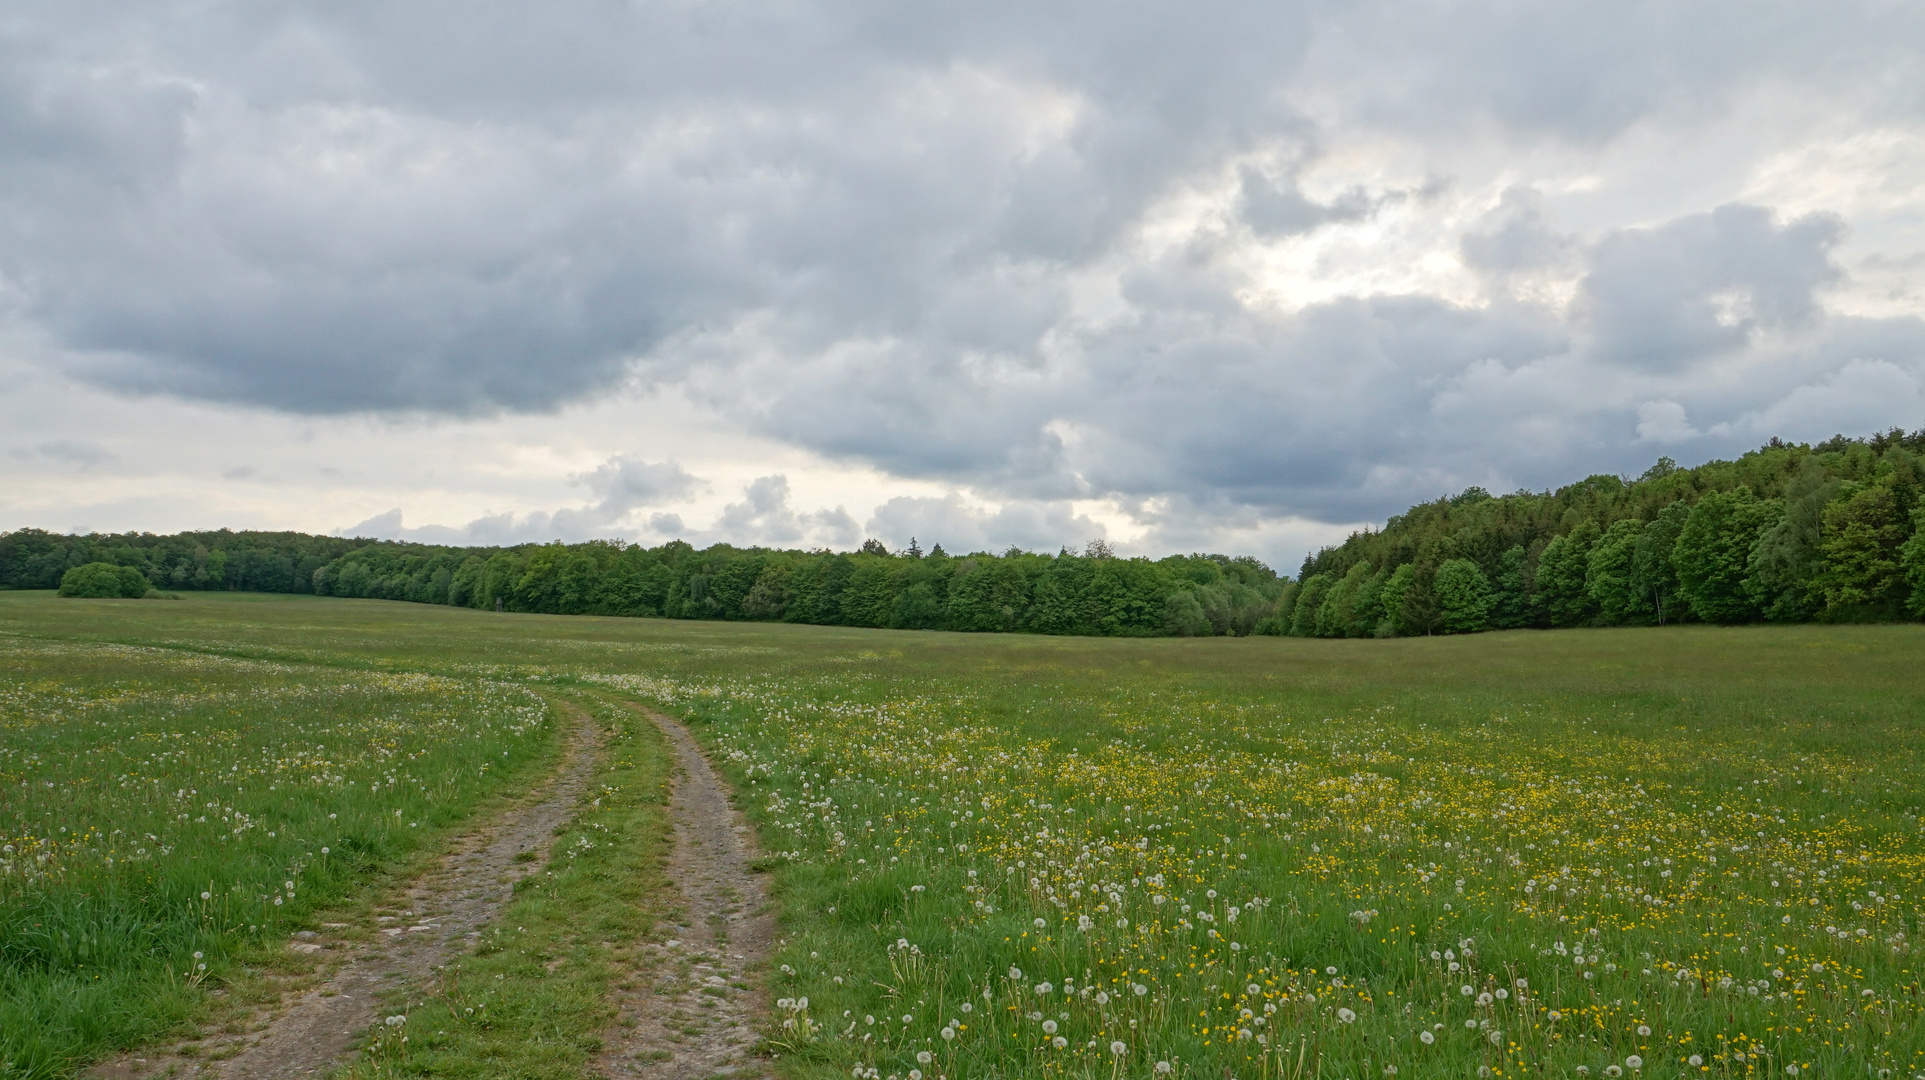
[3,528,1289,637]
[301,537,1293,636]
[1288,428,1925,636]
[1,529,374,594]
[6,428,1922,637]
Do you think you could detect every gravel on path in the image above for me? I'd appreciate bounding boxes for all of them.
[90,704,600,1080]
[597,702,776,1080]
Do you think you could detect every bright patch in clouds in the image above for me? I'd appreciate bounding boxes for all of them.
[2,0,1923,569]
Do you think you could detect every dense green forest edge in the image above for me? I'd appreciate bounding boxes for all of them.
[7,429,1925,637]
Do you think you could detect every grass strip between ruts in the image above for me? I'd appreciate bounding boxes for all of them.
[333,692,678,1079]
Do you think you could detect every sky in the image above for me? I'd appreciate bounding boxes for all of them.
[3,1,1923,571]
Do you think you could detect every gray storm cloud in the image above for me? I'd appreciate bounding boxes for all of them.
[4,0,1924,538]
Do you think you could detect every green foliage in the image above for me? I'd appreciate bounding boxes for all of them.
[1378,563,1415,634]
[1537,520,1601,626]
[1432,558,1494,633]
[1314,562,1381,638]
[0,511,1300,640]
[1348,567,1386,637]
[1163,590,1212,636]
[3,529,359,593]
[1673,488,1780,624]
[946,557,1030,632]
[1396,559,1442,637]
[1250,580,1298,636]
[56,562,150,599]
[1816,481,1910,618]
[1744,458,1838,621]
[1288,574,1329,636]
[1634,502,1691,625]
[1584,519,1646,623]
[1087,558,1170,636]
[287,540,1285,638]
[1489,545,1535,629]
[891,581,945,630]
[1904,505,1925,619]
[1296,428,1923,634]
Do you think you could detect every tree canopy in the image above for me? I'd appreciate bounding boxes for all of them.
[1289,427,1925,635]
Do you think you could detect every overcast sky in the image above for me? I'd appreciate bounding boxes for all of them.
[4,1,1923,570]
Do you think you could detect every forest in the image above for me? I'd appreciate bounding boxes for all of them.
[1293,427,1925,636]
[4,428,1923,637]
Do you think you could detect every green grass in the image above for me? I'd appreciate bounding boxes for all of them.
[3,592,1924,1079]
[336,692,676,1079]
[0,602,559,1076]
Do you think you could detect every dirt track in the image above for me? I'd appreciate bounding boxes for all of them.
[89,699,774,1080]
[92,707,600,1080]
[597,702,776,1080]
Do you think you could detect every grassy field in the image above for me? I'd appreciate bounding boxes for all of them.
[2,591,1923,1080]
[0,628,558,1074]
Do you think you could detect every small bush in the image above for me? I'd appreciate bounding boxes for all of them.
[57,562,152,598]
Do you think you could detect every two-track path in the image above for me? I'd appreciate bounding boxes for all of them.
[96,707,600,1079]
[597,702,775,1080]
[91,700,775,1080]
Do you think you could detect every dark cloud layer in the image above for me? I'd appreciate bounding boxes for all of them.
[1581,205,1844,371]
[4,0,1924,533]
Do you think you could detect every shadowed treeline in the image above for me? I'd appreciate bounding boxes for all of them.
[5,429,1923,638]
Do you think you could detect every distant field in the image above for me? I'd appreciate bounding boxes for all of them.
[3,592,1923,1079]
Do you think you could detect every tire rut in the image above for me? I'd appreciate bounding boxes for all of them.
[597,703,775,1080]
[92,705,600,1080]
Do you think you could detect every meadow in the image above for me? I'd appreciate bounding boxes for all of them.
[2,591,1922,1080]
[0,612,560,1074]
